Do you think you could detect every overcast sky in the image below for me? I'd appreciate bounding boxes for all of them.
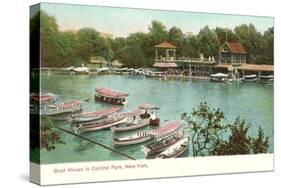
[37,3,274,37]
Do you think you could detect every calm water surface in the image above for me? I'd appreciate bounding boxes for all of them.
[39,72,274,164]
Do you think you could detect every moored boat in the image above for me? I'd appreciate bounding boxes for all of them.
[72,114,128,134]
[210,73,231,82]
[111,104,160,133]
[156,138,189,159]
[259,75,274,83]
[71,106,121,123]
[243,74,258,82]
[71,65,90,74]
[31,93,55,104]
[41,100,82,116]
[142,121,185,158]
[95,87,129,105]
[112,132,153,147]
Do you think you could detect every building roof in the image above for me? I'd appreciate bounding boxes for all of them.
[154,41,177,49]
[153,62,178,68]
[224,42,247,54]
[238,63,273,72]
[214,64,234,71]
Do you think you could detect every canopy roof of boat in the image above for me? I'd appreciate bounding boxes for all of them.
[139,104,159,110]
[210,73,228,77]
[76,106,121,117]
[48,100,81,108]
[95,87,129,98]
[151,121,182,137]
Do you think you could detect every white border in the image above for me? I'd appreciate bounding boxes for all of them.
[31,154,273,185]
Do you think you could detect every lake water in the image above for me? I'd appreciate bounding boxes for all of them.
[38,72,274,164]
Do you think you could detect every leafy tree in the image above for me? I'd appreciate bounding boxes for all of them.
[40,117,65,151]
[182,103,270,156]
[234,24,263,64]
[181,102,228,157]
[197,26,220,58]
[252,127,269,154]
[212,118,252,155]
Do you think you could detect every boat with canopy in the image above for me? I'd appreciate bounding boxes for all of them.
[71,106,121,123]
[95,87,129,105]
[156,138,188,159]
[142,121,185,158]
[31,93,55,104]
[41,100,82,116]
[210,73,231,82]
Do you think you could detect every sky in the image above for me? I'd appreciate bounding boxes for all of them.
[35,3,274,37]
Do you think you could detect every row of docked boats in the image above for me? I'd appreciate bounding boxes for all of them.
[30,87,189,159]
[210,73,274,83]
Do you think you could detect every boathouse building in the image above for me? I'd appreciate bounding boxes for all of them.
[152,41,273,77]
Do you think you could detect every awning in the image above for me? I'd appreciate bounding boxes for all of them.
[153,62,177,68]
[95,87,129,98]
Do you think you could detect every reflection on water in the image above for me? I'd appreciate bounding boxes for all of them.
[39,72,274,164]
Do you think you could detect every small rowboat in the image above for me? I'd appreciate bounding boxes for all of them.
[156,138,189,159]
[113,132,153,147]
[41,100,82,116]
[71,107,121,123]
[31,93,55,104]
[72,115,127,134]
[95,87,129,105]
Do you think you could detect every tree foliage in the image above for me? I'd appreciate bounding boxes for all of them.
[182,102,270,157]
[40,117,65,151]
[30,11,274,67]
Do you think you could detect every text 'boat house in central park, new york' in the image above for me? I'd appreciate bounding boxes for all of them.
[152,41,273,78]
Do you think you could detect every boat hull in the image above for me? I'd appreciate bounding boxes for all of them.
[113,136,152,147]
[95,95,126,105]
[111,119,150,133]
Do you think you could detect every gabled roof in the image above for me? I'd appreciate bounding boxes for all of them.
[154,41,177,48]
[224,42,247,54]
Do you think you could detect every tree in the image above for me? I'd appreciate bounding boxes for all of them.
[262,27,274,65]
[214,27,238,45]
[182,103,270,157]
[148,20,168,45]
[40,117,65,151]
[181,102,228,157]
[252,127,269,154]
[212,117,252,155]
[197,26,220,58]
[234,24,263,64]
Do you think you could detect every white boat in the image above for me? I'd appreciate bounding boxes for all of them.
[72,115,128,134]
[210,73,231,82]
[259,75,274,83]
[71,106,121,123]
[41,100,82,116]
[243,74,258,82]
[111,104,160,132]
[71,65,90,74]
[113,132,153,147]
[156,138,189,159]
[111,118,151,133]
